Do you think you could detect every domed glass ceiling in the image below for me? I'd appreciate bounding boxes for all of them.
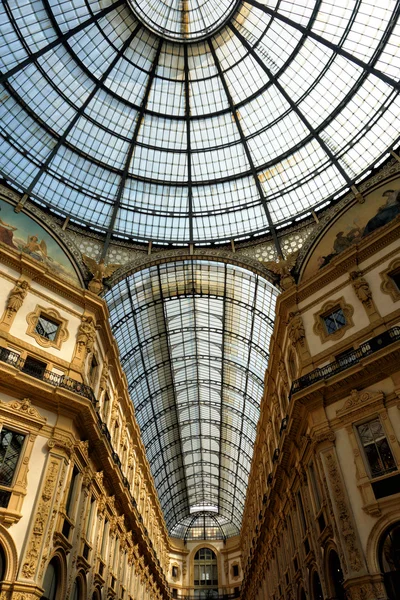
[1,0,400,245]
[106,260,278,538]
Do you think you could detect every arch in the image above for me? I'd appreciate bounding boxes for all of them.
[107,252,276,291]
[0,525,17,584]
[298,588,307,600]
[91,587,102,600]
[193,547,219,599]
[378,521,400,600]
[71,570,87,600]
[40,550,67,600]
[366,513,400,573]
[325,549,345,600]
[310,569,323,600]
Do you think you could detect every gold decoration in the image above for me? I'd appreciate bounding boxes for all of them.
[82,255,121,295]
[262,252,298,290]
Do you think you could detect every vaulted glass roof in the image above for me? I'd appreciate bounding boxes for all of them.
[106,261,278,537]
[1,1,400,245]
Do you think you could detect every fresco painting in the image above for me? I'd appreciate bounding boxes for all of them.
[0,199,79,284]
[303,183,400,280]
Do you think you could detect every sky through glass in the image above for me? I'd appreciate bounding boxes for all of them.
[1,0,399,245]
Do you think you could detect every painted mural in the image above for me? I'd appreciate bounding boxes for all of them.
[303,182,400,280]
[0,199,79,285]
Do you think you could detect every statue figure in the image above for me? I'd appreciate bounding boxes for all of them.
[350,271,372,306]
[6,279,30,314]
[82,254,121,294]
[76,316,96,354]
[278,360,288,387]
[263,251,298,290]
[99,358,109,392]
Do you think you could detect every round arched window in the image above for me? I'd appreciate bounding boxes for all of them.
[41,558,60,600]
[379,522,400,600]
[327,551,345,600]
[71,575,83,600]
[0,545,6,583]
[311,571,323,600]
[194,548,218,599]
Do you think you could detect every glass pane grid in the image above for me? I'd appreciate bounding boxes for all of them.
[106,260,278,537]
[1,0,399,243]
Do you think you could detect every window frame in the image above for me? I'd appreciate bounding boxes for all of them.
[355,416,397,480]
[313,297,354,343]
[0,398,46,525]
[26,305,69,350]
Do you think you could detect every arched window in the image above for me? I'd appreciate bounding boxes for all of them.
[71,576,82,600]
[327,550,345,600]
[379,522,400,600]
[311,570,323,600]
[92,588,102,600]
[41,558,59,600]
[299,588,306,600]
[193,548,218,599]
[0,545,6,583]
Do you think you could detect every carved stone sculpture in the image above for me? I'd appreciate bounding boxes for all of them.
[76,316,96,354]
[6,279,30,315]
[82,254,121,295]
[350,270,373,306]
[263,251,298,290]
[287,311,305,347]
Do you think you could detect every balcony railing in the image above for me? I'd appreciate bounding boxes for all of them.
[291,326,400,395]
[0,347,96,403]
[0,346,166,577]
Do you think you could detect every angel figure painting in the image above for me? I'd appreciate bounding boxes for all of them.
[0,199,79,285]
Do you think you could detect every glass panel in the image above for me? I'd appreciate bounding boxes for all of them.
[1,0,400,243]
[323,308,346,334]
[358,419,397,477]
[36,316,59,341]
[0,428,25,487]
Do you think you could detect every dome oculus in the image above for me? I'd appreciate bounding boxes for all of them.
[127,0,240,41]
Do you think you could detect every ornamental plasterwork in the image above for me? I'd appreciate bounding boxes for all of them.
[380,257,400,302]
[22,458,60,579]
[26,305,69,350]
[313,297,355,343]
[336,389,384,418]
[323,450,363,573]
[0,397,46,428]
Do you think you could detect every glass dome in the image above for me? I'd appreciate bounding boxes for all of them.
[1,0,400,245]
